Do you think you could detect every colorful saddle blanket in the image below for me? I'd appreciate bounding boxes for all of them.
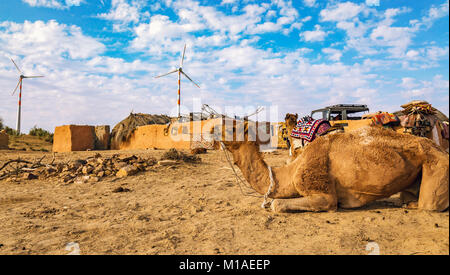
[370,112,399,126]
[290,117,331,142]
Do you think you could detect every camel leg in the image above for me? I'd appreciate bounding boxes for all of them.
[271,193,337,213]
[417,158,449,211]
[400,179,421,209]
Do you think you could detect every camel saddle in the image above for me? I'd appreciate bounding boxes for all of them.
[290,117,332,142]
[362,111,399,126]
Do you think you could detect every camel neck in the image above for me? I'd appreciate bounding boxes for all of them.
[230,143,297,198]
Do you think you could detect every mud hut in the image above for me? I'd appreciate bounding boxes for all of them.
[110,113,172,149]
[393,100,449,152]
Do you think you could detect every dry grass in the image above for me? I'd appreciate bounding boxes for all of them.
[7,134,52,152]
[161,148,201,163]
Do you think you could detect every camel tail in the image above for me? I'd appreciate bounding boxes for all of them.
[418,152,449,211]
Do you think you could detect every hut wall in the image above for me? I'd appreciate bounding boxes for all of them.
[95,125,110,150]
[0,130,8,149]
[114,118,223,150]
[53,125,95,152]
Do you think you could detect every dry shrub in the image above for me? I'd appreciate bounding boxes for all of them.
[161,148,201,163]
[191,148,207,155]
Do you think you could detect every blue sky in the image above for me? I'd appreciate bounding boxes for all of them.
[0,0,448,132]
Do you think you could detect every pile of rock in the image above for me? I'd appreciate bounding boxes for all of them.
[1,153,157,184]
[62,154,158,184]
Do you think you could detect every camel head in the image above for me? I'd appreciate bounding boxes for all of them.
[284,113,298,128]
[212,119,271,152]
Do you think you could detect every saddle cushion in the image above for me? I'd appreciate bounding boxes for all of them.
[291,117,331,142]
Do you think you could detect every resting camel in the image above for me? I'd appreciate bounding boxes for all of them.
[218,122,449,213]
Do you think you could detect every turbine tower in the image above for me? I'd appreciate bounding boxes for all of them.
[154,44,200,118]
[10,58,44,134]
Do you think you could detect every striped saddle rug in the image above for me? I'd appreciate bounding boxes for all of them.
[290,117,331,142]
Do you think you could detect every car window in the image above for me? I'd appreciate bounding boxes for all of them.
[311,111,326,120]
[347,112,366,120]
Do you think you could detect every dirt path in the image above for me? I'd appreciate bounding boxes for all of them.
[0,149,448,255]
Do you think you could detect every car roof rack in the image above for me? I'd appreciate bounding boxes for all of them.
[311,104,369,114]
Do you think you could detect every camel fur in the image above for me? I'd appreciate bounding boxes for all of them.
[219,123,449,213]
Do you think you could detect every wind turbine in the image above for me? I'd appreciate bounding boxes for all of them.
[10,58,44,134]
[154,44,200,118]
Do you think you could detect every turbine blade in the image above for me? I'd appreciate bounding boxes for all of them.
[154,69,178,78]
[180,44,186,67]
[23,75,44,78]
[180,70,200,88]
[11,79,21,96]
[10,58,23,74]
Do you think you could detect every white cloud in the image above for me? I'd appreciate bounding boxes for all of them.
[421,0,449,28]
[405,49,419,59]
[302,16,312,22]
[97,0,145,31]
[0,20,105,59]
[22,0,83,9]
[320,2,364,22]
[322,48,343,61]
[130,15,203,54]
[366,0,380,7]
[400,77,420,89]
[221,0,237,5]
[400,75,449,101]
[369,8,415,57]
[130,0,302,54]
[303,0,316,8]
[370,25,413,57]
[300,25,327,42]
[336,19,369,38]
[426,46,449,61]
[65,0,82,6]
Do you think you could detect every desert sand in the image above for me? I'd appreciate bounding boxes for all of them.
[0,148,448,255]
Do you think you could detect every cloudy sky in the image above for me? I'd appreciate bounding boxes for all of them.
[0,0,448,133]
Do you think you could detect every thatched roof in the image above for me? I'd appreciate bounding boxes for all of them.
[394,109,449,122]
[111,113,172,143]
[393,103,448,123]
[434,109,449,122]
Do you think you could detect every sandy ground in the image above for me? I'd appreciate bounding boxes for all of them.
[0,148,448,255]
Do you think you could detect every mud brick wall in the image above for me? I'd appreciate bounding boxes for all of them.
[0,130,8,149]
[53,125,95,152]
[95,125,110,150]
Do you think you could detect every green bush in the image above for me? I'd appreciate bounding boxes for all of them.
[4,126,19,136]
[29,125,54,142]
[0,118,20,136]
